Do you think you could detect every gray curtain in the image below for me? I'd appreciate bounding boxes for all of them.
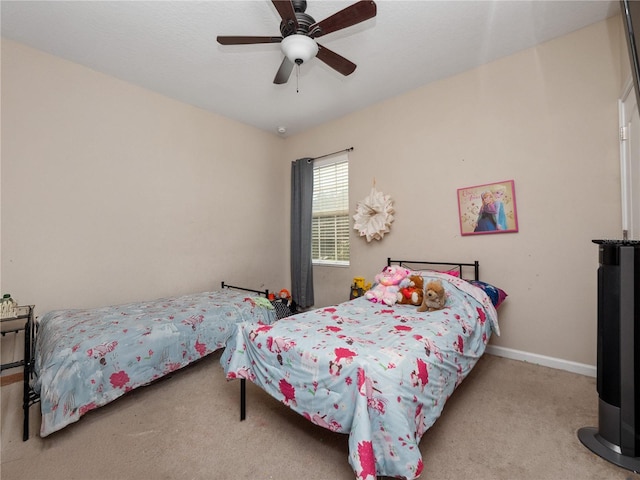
[291,157,314,309]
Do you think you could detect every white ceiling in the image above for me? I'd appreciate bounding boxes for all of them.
[1,0,619,137]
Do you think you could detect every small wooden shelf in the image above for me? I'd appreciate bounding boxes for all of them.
[1,305,33,372]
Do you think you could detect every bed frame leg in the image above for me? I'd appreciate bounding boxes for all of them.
[240,378,246,421]
[23,332,30,441]
[22,307,36,441]
[22,388,29,441]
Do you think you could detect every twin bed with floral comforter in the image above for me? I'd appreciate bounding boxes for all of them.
[221,266,502,480]
[32,287,276,438]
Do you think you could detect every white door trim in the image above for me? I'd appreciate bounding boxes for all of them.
[619,77,639,240]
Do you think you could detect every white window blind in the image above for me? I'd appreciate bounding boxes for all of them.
[312,155,349,266]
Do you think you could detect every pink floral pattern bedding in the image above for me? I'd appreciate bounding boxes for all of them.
[221,272,499,480]
[34,289,275,437]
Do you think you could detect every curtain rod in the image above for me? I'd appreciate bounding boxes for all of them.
[312,147,353,161]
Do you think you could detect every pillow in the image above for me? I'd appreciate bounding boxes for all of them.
[438,268,461,278]
[468,280,508,308]
[412,268,461,278]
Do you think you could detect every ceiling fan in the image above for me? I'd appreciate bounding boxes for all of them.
[217,0,377,85]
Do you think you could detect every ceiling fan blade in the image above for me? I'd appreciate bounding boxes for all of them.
[316,44,356,76]
[273,57,295,84]
[309,0,376,38]
[217,36,283,45]
[272,0,298,31]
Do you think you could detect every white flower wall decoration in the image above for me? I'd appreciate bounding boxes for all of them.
[353,186,395,242]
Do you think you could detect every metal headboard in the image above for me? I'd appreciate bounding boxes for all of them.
[221,282,269,297]
[387,258,480,281]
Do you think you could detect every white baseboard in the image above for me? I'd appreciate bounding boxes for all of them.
[486,345,597,378]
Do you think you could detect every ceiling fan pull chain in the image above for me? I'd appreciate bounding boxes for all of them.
[296,64,300,93]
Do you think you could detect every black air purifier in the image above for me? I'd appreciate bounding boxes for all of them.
[578,240,640,472]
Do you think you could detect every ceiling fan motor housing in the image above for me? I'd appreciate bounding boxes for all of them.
[279,0,318,65]
[280,13,315,36]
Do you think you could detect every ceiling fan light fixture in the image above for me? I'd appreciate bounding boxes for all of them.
[281,34,318,64]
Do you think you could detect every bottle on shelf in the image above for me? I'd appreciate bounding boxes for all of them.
[1,294,17,319]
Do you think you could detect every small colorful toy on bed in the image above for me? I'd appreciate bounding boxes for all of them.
[418,279,446,312]
[364,265,410,306]
[396,274,424,306]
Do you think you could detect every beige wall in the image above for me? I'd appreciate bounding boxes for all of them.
[1,39,289,314]
[283,16,626,367]
[0,15,628,368]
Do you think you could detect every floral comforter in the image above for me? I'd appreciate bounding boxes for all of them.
[221,273,499,480]
[34,289,276,437]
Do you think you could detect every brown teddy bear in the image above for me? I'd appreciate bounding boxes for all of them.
[396,275,424,306]
[417,279,446,312]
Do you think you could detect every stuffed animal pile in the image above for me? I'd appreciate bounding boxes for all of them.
[396,274,424,306]
[364,265,410,306]
[365,267,448,311]
[417,279,446,312]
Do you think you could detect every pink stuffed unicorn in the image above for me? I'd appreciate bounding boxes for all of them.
[364,265,410,306]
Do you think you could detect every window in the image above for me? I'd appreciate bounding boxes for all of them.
[312,154,349,266]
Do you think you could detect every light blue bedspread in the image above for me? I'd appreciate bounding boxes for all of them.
[34,289,275,437]
[221,273,498,480]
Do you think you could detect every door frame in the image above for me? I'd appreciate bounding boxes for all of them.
[619,77,639,240]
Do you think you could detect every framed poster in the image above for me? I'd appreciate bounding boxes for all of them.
[457,180,518,235]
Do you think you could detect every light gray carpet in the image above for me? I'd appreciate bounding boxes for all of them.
[2,352,639,480]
